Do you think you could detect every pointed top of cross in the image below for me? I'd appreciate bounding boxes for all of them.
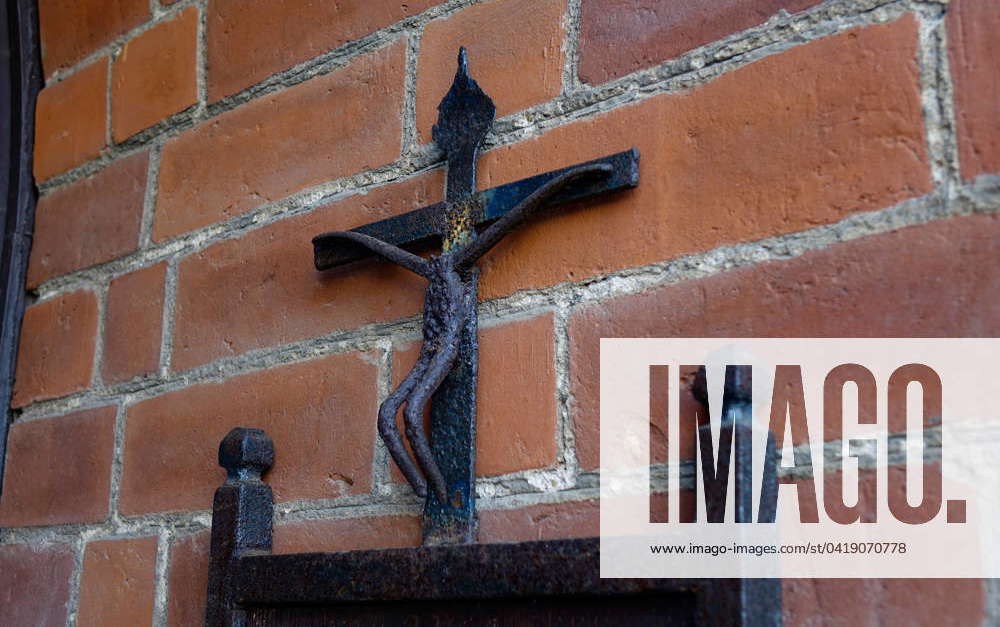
[432,47,496,169]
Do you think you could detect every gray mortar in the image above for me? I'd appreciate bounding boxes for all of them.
[150,528,172,627]
[107,402,128,525]
[371,339,394,496]
[137,145,163,249]
[915,3,962,191]
[986,579,1000,626]
[400,31,423,159]
[195,0,208,114]
[64,536,85,627]
[88,283,108,389]
[553,301,579,477]
[561,0,584,96]
[157,258,179,377]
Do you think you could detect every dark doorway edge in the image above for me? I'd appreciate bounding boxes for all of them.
[0,0,42,496]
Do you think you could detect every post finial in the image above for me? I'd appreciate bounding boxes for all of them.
[218,427,274,480]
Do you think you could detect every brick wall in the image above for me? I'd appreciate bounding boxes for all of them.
[2,0,998,624]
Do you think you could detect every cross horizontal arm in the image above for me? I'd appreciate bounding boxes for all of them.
[312,148,639,270]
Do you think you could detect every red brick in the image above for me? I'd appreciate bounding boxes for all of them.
[948,0,1000,180]
[783,579,984,626]
[472,16,929,303]
[38,0,148,77]
[479,500,598,542]
[0,543,75,626]
[569,213,1000,469]
[154,40,406,241]
[171,171,442,372]
[416,0,565,143]
[112,7,198,141]
[77,536,158,627]
[391,313,557,481]
[28,151,148,288]
[207,0,439,101]
[13,290,99,406]
[0,407,116,526]
[579,0,822,85]
[119,352,378,516]
[274,515,421,554]
[102,263,166,384]
[34,59,108,181]
[166,531,210,627]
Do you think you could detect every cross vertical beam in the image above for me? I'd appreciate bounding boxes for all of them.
[419,48,493,544]
[422,281,478,544]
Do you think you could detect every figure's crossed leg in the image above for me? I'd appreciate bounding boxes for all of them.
[377,345,432,498]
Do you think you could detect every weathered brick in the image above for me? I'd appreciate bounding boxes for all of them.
[34,59,107,181]
[120,352,378,516]
[391,313,557,482]
[77,536,158,627]
[28,151,148,288]
[171,171,441,372]
[155,40,405,241]
[579,0,821,85]
[0,543,75,626]
[947,0,1000,180]
[784,579,984,625]
[38,0,148,77]
[0,407,116,526]
[166,531,210,627]
[13,290,99,407]
[479,500,598,542]
[569,213,1000,469]
[102,263,166,384]
[274,515,421,554]
[207,0,439,101]
[112,6,198,141]
[473,17,929,303]
[416,0,565,142]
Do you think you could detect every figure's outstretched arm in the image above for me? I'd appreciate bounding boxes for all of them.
[454,163,613,271]
[313,230,430,278]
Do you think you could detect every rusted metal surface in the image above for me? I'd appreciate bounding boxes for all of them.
[205,428,275,627]
[234,538,780,626]
[204,427,782,625]
[312,48,637,544]
[234,538,687,604]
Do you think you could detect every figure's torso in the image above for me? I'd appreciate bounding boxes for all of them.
[422,255,467,346]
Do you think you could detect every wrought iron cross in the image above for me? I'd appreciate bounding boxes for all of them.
[312,48,639,545]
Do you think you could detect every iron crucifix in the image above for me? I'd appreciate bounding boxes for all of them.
[312,48,638,544]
